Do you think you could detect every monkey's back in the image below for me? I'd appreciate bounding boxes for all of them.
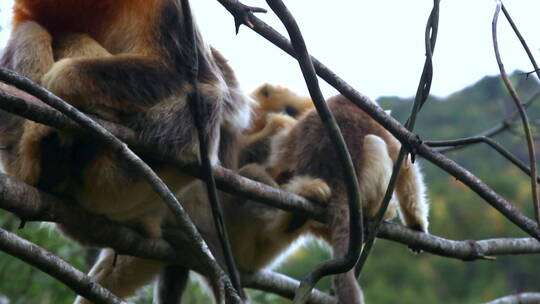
[288,95,392,191]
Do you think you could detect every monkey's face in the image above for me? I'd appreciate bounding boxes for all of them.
[249,83,314,134]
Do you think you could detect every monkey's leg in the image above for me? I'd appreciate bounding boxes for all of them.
[359,135,398,220]
[0,21,54,83]
[74,249,165,304]
[395,162,429,232]
[155,265,190,304]
[8,121,59,186]
[54,33,111,60]
[40,54,187,109]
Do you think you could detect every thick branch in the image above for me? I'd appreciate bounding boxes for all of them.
[2,172,540,270]
[0,173,200,268]
[0,228,127,304]
[378,222,540,260]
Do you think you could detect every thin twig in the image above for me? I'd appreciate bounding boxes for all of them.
[501,4,540,82]
[356,0,440,277]
[0,228,128,304]
[0,68,238,301]
[181,0,243,298]
[437,91,540,154]
[265,1,363,302]
[426,137,540,183]
[493,2,540,223]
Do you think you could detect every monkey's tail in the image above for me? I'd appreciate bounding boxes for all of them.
[327,187,365,304]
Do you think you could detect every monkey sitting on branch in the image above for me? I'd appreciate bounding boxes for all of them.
[157,84,427,303]
[264,91,429,303]
[0,0,254,303]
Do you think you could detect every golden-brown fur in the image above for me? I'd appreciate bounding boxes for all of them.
[160,85,418,303]
[265,94,429,303]
[240,84,314,167]
[0,1,253,303]
[248,83,313,135]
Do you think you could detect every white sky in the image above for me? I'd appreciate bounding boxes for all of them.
[1,1,539,100]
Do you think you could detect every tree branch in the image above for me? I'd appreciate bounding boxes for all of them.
[426,137,540,183]
[181,0,243,297]
[0,228,128,304]
[493,2,540,224]
[378,222,540,260]
[265,1,363,302]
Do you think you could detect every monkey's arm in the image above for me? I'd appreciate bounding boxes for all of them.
[0,21,54,83]
[40,55,186,109]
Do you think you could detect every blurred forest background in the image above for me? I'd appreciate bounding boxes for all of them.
[1,73,539,303]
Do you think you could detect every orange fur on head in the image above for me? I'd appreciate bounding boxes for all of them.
[13,0,157,39]
[249,83,313,134]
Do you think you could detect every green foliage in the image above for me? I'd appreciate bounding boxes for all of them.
[1,73,540,303]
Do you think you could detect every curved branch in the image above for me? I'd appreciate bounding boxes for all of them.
[265,1,363,302]
[0,228,127,304]
[436,91,540,154]
[426,137,540,183]
[501,4,540,81]
[357,0,440,277]
[493,2,539,224]
[181,0,242,297]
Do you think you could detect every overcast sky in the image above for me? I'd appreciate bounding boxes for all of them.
[1,1,539,100]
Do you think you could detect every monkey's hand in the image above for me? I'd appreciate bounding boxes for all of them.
[244,113,296,147]
[284,176,331,204]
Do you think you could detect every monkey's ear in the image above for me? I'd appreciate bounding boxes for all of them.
[253,83,275,98]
